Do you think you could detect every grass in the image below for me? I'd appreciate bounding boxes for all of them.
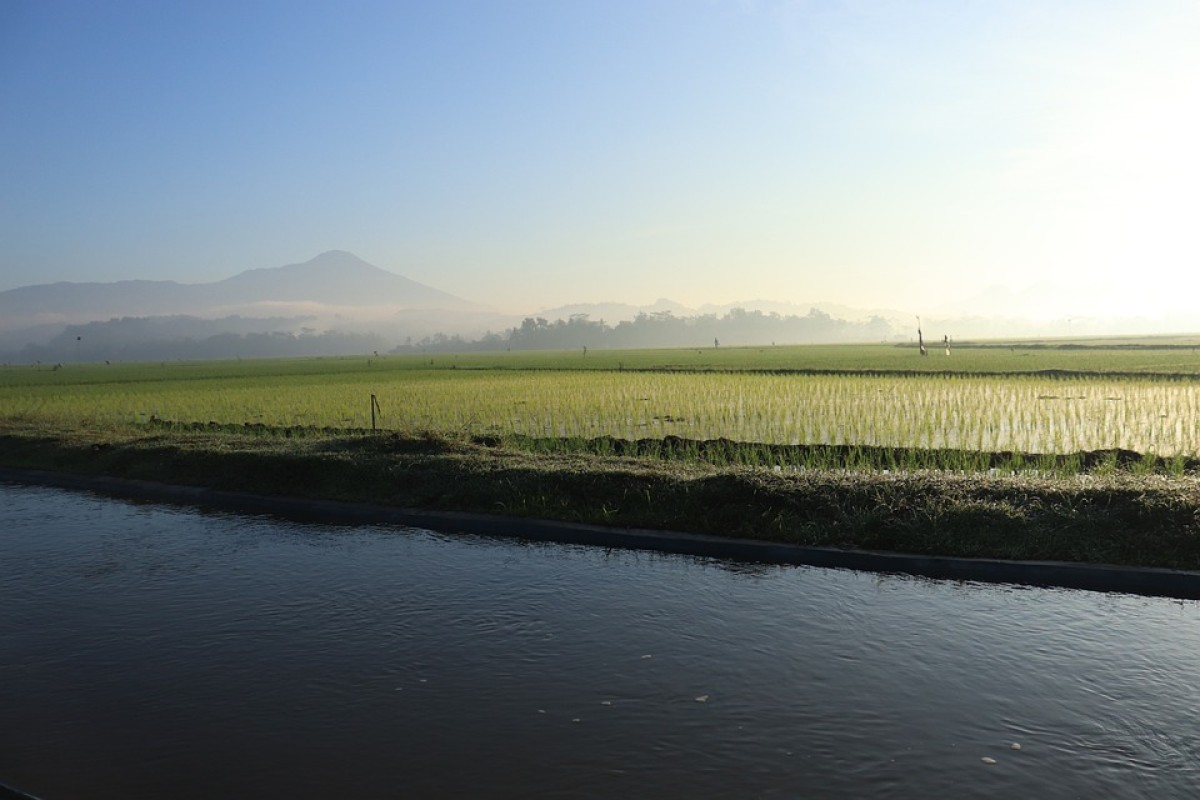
[9,338,1200,377]
[4,340,1200,570]
[3,422,1200,570]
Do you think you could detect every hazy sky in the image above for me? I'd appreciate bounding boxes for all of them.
[2,0,1198,316]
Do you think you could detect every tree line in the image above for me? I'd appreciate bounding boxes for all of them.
[2,307,897,364]
[5,316,386,363]
[392,307,895,353]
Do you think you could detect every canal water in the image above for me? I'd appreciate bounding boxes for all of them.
[2,483,1197,799]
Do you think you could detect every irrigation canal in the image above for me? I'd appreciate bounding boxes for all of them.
[2,482,1197,799]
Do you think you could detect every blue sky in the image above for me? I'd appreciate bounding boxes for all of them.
[2,0,1198,316]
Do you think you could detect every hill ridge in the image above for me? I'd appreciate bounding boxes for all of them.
[0,252,476,328]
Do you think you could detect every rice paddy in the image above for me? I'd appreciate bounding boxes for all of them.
[4,342,1200,462]
[7,342,1200,569]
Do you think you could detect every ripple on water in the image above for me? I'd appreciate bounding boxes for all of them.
[2,482,1199,800]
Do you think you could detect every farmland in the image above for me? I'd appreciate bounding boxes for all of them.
[4,341,1200,571]
[4,343,1200,459]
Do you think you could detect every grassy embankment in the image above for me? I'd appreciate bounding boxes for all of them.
[4,339,1200,570]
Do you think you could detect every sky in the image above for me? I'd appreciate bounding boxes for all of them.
[2,0,1198,318]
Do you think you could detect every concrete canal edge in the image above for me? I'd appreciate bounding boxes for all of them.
[4,466,1200,601]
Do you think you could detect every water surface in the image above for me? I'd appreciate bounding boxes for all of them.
[2,483,1197,799]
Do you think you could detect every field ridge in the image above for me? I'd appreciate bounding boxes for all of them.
[3,425,1200,572]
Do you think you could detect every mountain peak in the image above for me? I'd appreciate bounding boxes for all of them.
[216,252,475,310]
[256,250,377,274]
[0,252,477,328]
[309,249,368,265]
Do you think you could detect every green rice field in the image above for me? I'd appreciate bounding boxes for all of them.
[7,341,1200,569]
[5,342,1200,460]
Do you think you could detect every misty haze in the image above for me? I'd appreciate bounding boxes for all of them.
[4,250,1198,365]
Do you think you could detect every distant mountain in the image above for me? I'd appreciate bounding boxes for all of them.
[532,297,904,324]
[532,298,691,322]
[0,279,197,320]
[0,251,476,330]
[695,299,907,322]
[207,250,472,309]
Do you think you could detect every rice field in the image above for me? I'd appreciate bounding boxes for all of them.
[4,347,1200,457]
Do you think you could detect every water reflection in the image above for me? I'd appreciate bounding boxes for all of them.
[1,482,1197,799]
